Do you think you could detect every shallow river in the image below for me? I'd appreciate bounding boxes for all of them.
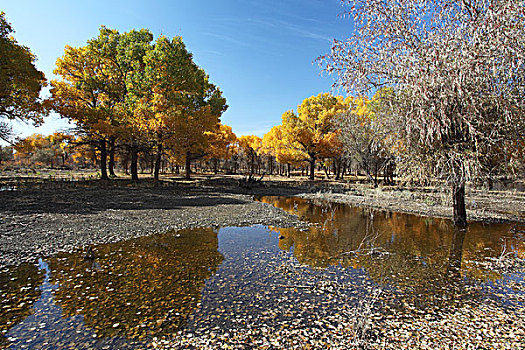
[1,197,524,349]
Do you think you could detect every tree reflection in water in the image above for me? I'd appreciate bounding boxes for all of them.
[48,228,223,340]
[0,264,44,347]
[260,196,524,312]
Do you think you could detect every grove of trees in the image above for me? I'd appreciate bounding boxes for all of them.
[49,26,228,182]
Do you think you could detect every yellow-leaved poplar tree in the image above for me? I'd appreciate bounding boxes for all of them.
[281,93,347,180]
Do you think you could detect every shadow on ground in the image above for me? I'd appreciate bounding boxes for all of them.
[0,182,252,214]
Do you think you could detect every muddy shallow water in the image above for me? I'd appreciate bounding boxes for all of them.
[1,197,524,349]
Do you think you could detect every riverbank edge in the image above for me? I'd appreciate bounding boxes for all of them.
[298,189,525,224]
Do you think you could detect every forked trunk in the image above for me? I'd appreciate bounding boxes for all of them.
[323,166,331,179]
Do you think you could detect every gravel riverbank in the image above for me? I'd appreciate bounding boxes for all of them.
[0,182,306,269]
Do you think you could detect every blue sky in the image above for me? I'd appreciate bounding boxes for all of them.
[3,0,351,139]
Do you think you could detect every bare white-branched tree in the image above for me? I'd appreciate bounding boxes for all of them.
[320,0,525,227]
[337,95,397,187]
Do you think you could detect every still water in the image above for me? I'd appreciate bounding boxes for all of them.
[1,197,524,348]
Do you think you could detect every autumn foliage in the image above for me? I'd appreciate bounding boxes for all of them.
[0,12,47,142]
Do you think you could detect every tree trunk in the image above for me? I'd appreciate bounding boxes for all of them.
[287,163,291,178]
[323,166,331,179]
[123,152,129,175]
[452,180,467,228]
[363,161,377,187]
[384,159,393,185]
[185,153,192,179]
[130,146,139,182]
[154,143,162,182]
[334,160,339,180]
[309,156,315,180]
[99,139,109,180]
[108,137,116,177]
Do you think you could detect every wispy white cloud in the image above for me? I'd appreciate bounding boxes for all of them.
[202,32,249,48]
[249,17,332,42]
[276,19,332,42]
[200,31,283,56]
[204,49,227,57]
